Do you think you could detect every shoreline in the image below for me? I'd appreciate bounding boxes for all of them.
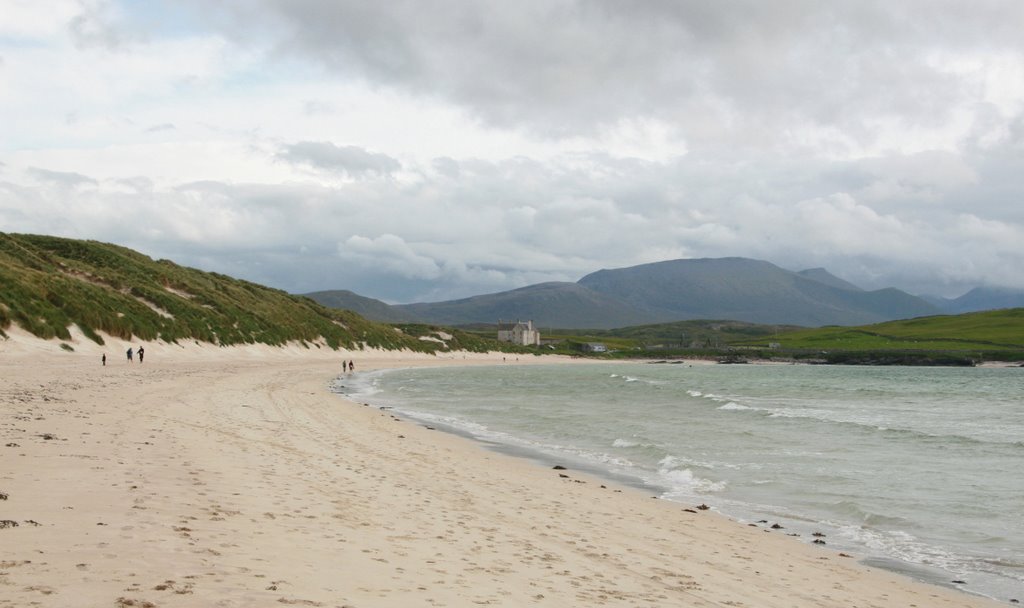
[341,362,1021,604]
[1,334,1010,606]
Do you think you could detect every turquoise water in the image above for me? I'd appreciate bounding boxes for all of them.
[334,363,1023,602]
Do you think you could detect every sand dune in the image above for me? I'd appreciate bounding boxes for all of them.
[0,331,1004,607]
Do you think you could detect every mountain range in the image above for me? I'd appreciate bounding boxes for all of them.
[921,286,1024,315]
[305,257,1008,329]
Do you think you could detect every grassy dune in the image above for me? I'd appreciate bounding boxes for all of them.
[0,233,508,353]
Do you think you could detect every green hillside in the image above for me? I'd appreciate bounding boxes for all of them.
[0,233,506,353]
[733,308,1024,352]
[530,311,1024,364]
[594,319,803,347]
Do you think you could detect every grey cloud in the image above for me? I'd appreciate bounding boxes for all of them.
[27,167,98,188]
[362,147,1020,299]
[431,157,460,179]
[195,1,1024,151]
[301,100,337,115]
[145,123,176,133]
[115,176,155,192]
[277,141,401,178]
[341,234,443,280]
[7,140,1023,301]
[342,148,1020,299]
[68,1,144,50]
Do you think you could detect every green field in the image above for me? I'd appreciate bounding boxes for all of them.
[732,309,1024,352]
[459,310,1024,363]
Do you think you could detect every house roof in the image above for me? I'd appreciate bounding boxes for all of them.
[497,320,533,330]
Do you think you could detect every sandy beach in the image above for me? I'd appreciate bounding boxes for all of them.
[0,330,1007,607]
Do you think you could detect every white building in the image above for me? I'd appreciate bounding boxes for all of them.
[497,319,540,346]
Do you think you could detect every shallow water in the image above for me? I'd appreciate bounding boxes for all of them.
[334,362,1023,602]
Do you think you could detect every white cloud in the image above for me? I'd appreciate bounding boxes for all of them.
[0,0,82,39]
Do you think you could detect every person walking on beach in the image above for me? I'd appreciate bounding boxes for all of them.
[342,359,348,373]
[102,353,106,366]
[348,360,354,372]
[126,347,133,362]
[138,346,144,364]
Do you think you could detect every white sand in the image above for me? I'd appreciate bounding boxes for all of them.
[0,329,1006,607]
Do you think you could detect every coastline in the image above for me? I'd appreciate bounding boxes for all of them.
[0,332,1008,606]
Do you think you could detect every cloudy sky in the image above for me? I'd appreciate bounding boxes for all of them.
[2,0,1023,302]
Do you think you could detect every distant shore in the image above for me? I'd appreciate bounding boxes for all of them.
[0,329,1007,607]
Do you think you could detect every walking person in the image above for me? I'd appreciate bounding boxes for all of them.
[126,347,133,363]
[138,346,144,364]
[102,353,106,366]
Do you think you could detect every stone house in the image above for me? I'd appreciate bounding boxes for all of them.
[497,319,540,346]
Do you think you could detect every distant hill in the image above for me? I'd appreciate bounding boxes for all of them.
[918,294,953,310]
[304,289,422,323]
[0,233,489,353]
[796,268,863,291]
[375,257,940,329]
[394,282,662,329]
[577,258,939,327]
[924,287,1024,314]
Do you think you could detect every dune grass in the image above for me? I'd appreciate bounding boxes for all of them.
[0,233,486,352]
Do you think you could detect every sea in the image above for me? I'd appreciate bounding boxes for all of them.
[332,362,1023,603]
